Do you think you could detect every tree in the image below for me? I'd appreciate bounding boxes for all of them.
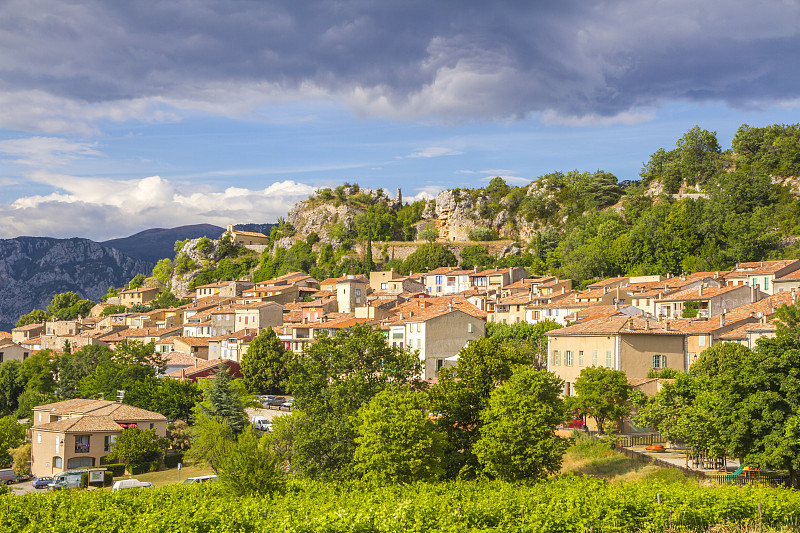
[167,420,192,452]
[46,291,80,316]
[485,320,561,370]
[354,387,444,484]
[402,243,457,275]
[124,378,202,422]
[468,227,497,241]
[9,442,30,476]
[0,416,27,468]
[152,258,173,287]
[459,244,493,270]
[569,366,632,434]
[428,337,535,478]
[473,368,569,481]
[107,427,168,465]
[199,363,248,434]
[284,324,422,479]
[213,427,287,496]
[15,309,46,328]
[0,361,24,416]
[419,223,439,243]
[363,236,374,273]
[240,328,289,394]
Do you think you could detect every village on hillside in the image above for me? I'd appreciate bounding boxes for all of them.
[5,217,800,483]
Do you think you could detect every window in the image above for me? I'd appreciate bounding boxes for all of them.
[564,382,571,396]
[566,351,573,366]
[149,423,154,429]
[417,323,421,332]
[381,283,388,290]
[554,350,561,366]
[764,277,769,291]
[54,457,62,469]
[467,323,473,333]
[578,351,584,366]
[37,433,41,444]
[592,350,598,366]
[0,352,3,362]
[356,289,362,297]
[435,275,443,285]
[652,354,667,369]
[68,457,94,469]
[104,435,116,452]
[699,335,705,347]
[75,435,90,453]
[605,350,613,367]
[436,359,444,374]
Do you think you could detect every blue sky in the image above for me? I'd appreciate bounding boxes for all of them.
[1,1,799,240]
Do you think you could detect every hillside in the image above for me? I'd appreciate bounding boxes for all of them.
[0,237,153,331]
[101,224,225,263]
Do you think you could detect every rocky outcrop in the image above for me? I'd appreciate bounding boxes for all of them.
[0,237,153,331]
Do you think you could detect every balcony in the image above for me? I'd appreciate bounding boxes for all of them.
[75,443,90,453]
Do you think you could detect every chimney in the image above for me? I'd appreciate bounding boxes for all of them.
[628,317,634,330]
[604,286,608,294]
[561,287,566,295]
[751,284,757,303]
[720,311,726,327]
[698,285,704,297]
[665,319,670,332]
[644,320,650,331]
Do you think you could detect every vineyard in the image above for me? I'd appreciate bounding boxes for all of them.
[2,475,800,532]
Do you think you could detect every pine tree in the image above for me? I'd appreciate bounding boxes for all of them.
[201,363,247,434]
[364,236,374,273]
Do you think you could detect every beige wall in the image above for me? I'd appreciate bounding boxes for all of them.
[0,341,31,363]
[420,311,485,380]
[619,334,685,378]
[547,335,616,388]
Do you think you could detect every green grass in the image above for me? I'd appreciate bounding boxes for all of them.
[114,464,215,488]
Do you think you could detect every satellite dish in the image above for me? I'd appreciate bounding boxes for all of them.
[756,312,763,318]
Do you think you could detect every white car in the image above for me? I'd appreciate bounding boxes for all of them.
[252,416,272,431]
[112,479,154,492]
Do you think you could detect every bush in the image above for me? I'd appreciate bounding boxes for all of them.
[164,452,184,469]
[468,227,498,241]
[81,470,114,488]
[103,463,127,477]
[129,461,159,475]
[80,472,88,489]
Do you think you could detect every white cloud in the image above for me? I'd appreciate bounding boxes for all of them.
[540,108,656,127]
[0,174,317,240]
[404,146,463,159]
[481,174,530,185]
[407,185,443,203]
[0,137,102,168]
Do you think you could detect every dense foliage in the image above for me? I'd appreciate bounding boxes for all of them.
[3,476,800,532]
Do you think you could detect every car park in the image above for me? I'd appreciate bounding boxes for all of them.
[281,399,293,409]
[266,397,286,407]
[31,476,53,489]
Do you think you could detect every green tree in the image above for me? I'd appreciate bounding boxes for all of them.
[107,427,168,465]
[126,274,146,290]
[568,366,632,434]
[473,367,568,481]
[402,243,457,274]
[152,258,173,287]
[213,427,287,496]
[15,389,57,420]
[0,416,27,468]
[240,328,289,394]
[46,291,80,316]
[468,227,497,241]
[124,378,202,422]
[485,320,561,370]
[15,309,47,328]
[428,337,534,478]
[9,442,31,476]
[0,361,24,416]
[459,244,493,270]
[167,419,192,452]
[284,324,422,479]
[354,387,444,484]
[199,363,248,434]
[419,223,439,243]
[18,350,56,395]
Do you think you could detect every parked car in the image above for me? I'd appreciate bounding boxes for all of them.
[266,397,286,407]
[15,473,32,483]
[31,476,53,489]
[251,416,272,431]
[182,475,218,484]
[112,479,154,492]
[47,480,69,491]
[281,399,293,409]
[0,468,15,485]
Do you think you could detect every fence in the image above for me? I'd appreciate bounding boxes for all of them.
[613,443,790,488]
[615,433,666,447]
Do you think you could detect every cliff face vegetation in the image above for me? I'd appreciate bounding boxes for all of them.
[0,237,153,331]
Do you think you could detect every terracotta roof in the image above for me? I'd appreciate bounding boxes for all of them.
[496,293,535,306]
[165,359,237,379]
[121,287,158,294]
[37,416,123,433]
[725,260,800,277]
[657,284,745,302]
[724,291,797,322]
[423,267,457,276]
[163,351,196,366]
[586,276,629,288]
[173,336,212,347]
[0,332,11,340]
[666,317,732,334]
[547,315,683,336]
[13,322,46,331]
[231,229,268,238]
[566,305,636,323]
[33,398,165,421]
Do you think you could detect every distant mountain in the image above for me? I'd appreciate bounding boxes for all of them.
[0,237,154,332]
[102,224,225,263]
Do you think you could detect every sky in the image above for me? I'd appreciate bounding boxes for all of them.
[1,1,799,241]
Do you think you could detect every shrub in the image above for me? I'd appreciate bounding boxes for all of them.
[164,452,184,469]
[103,463,127,477]
[468,227,498,241]
[129,461,159,475]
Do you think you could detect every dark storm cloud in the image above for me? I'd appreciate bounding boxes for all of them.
[1,0,798,129]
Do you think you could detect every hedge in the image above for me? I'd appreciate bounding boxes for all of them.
[129,462,158,475]
[164,453,184,469]
[80,471,113,488]
[102,464,126,477]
